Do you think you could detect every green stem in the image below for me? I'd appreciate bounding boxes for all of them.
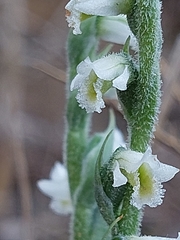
[117,0,162,152]
[102,216,123,240]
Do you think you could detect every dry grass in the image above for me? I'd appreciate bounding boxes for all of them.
[0,0,180,239]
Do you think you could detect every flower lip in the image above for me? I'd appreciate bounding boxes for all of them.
[65,0,82,34]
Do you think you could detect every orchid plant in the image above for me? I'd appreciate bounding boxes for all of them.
[37,0,179,240]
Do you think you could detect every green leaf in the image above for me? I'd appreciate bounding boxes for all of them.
[66,16,100,196]
[95,131,116,226]
[73,132,111,240]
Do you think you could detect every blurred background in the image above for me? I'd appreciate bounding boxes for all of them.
[0,0,180,239]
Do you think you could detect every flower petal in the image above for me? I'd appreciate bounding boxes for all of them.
[112,66,130,90]
[93,54,126,80]
[49,162,68,182]
[98,15,137,48]
[70,73,85,91]
[37,180,62,198]
[49,199,73,215]
[77,57,93,75]
[112,161,127,187]
[142,147,179,183]
[74,0,121,16]
[154,161,179,183]
[114,149,144,173]
[70,57,93,91]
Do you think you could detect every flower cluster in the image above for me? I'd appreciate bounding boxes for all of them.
[71,54,130,113]
[112,147,179,209]
[37,162,73,215]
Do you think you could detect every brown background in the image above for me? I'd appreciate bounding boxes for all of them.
[0,0,180,239]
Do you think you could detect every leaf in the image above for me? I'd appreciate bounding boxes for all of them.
[95,131,116,226]
[73,131,113,240]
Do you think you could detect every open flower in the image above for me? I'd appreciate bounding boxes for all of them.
[37,162,73,215]
[112,147,179,209]
[70,54,130,113]
[65,0,133,34]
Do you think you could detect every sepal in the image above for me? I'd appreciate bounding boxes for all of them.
[123,36,131,54]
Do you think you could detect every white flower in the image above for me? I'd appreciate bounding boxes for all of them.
[65,0,132,34]
[125,233,180,240]
[70,54,130,113]
[112,147,179,209]
[97,15,137,49]
[37,162,73,215]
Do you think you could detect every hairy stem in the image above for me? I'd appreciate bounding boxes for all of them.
[118,0,162,152]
